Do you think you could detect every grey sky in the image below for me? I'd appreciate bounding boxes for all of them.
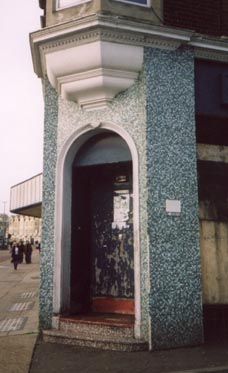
[1,1,44,214]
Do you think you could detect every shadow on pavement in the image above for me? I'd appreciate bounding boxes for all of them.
[29,338,228,373]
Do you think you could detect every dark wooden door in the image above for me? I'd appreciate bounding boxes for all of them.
[71,162,134,314]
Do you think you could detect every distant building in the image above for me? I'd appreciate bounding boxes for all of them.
[10,173,42,218]
[9,173,42,243]
[8,215,42,243]
[12,0,228,351]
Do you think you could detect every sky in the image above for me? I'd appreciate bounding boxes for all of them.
[1,1,44,214]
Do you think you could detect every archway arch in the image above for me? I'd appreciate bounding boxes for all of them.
[53,122,141,337]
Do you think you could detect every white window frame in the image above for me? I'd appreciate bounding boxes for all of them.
[56,0,151,10]
[56,0,91,10]
[115,0,151,7]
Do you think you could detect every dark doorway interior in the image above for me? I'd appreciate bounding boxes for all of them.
[70,161,134,315]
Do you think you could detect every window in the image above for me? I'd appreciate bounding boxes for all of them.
[115,0,150,6]
[56,0,90,9]
[57,0,150,9]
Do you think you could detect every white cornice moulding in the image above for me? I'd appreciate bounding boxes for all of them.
[45,40,143,110]
[30,14,192,46]
[30,15,228,109]
[30,15,192,79]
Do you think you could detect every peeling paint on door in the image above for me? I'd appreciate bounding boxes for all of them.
[90,163,134,300]
[71,160,134,314]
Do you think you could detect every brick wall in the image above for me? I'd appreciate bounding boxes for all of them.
[164,0,228,37]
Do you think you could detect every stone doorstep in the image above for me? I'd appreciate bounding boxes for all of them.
[42,330,148,352]
[59,319,134,338]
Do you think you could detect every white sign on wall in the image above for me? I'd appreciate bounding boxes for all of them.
[165,200,181,216]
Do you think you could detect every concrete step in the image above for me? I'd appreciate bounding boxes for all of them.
[59,318,134,338]
[42,329,148,352]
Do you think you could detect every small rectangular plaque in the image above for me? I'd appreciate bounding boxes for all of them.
[166,200,181,216]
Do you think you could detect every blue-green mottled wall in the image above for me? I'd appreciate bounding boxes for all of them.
[40,80,58,329]
[39,45,203,348]
[40,71,149,333]
[145,47,203,349]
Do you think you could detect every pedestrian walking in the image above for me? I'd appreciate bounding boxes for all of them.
[11,241,20,270]
[18,240,25,263]
[24,240,33,264]
[35,240,41,252]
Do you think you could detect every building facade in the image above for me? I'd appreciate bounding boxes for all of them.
[29,0,228,350]
[9,174,42,244]
[8,215,42,244]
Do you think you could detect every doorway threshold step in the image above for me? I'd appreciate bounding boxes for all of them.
[59,318,134,338]
[42,329,148,352]
[60,312,134,326]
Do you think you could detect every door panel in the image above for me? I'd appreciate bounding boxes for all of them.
[71,168,91,313]
[71,162,134,314]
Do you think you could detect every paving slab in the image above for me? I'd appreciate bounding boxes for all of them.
[0,249,40,373]
[0,334,38,373]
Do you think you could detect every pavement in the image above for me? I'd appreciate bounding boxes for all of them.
[0,248,40,373]
[1,249,228,373]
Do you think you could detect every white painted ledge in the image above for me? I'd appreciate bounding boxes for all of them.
[30,14,228,109]
[45,41,143,110]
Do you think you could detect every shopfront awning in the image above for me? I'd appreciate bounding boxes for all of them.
[10,173,42,218]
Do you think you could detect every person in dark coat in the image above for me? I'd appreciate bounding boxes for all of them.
[11,241,20,270]
[18,240,25,263]
[24,240,33,264]
[35,240,41,252]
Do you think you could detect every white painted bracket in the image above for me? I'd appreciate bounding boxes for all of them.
[45,41,143,110]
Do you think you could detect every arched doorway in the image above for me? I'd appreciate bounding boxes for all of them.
[53,123,141,338]
[70,132,134,316]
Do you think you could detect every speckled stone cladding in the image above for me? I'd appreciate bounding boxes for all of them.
[40,46,203,349]
[56,73,150,338]
[40,71,150,335]
[145,47,203,349]
[40,79,58,329]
